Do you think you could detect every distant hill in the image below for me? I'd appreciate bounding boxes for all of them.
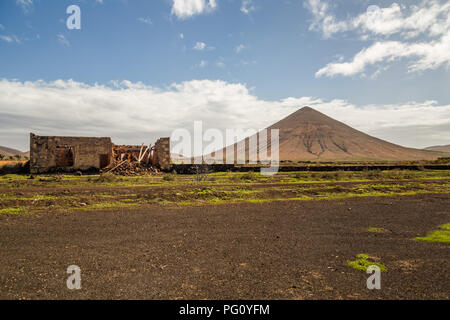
[206,107,442,162]
[425,145,450,153]
[0,146,29,159]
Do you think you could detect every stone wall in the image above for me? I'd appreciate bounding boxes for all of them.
[30,133,113,173]
[153,137,171,171]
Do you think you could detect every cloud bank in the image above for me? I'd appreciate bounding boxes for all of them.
[0,78,449,151]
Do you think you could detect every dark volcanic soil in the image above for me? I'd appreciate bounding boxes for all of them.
[0,194,449,300]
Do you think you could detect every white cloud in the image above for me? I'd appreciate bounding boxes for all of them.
[193,41,207,50]
[57,34,70,47]
[138,17,153,25]
[179,33,184,39]
[305,0,450,78]
[304,0,347,38]
[316,34,450,78]
[199,60,208,67]
[12,35,21,44]
[353,2,450,39]
[0,78,449,150]
[0,35,13,43]
[241,0,255,15]
[171,0,217,19]
[216,61,225,68]
[239,59,257,66]
[235,44,245,53]
[0,35,20,44]
[306,0,450,39]
[16,0,33,13]
[0,24,4,30]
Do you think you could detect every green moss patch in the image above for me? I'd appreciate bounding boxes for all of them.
[1,171,449,214]
[347,254,387,272]
[414,223,450,244]
[367,227,388,233]
[0,207,27,215]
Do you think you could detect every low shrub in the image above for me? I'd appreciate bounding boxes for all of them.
[93,172,118,183]
[0,161,29,175]
[241,171,257,181]
[294,172,304,179]
[163,174,175,182]
[366,169,382,179]
[319,172,334,180]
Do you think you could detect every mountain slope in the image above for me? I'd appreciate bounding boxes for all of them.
[425,145,450,153]
[211,107,441,162]
[0,146,28,158]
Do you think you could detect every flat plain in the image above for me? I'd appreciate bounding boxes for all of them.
[0,170,449,299]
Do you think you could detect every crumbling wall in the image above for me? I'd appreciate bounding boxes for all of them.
[30,133,113,173]
[154,138,171,171]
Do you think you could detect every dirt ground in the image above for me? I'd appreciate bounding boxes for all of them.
[0,194,449,300]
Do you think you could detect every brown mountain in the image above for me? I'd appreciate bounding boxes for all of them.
[425,145,450,153]
[209,106,441,162]
[0,146,29,158]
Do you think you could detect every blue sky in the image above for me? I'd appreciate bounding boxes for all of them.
[0,0,449,150]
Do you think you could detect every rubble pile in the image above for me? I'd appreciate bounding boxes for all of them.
[101,144,162,176]
[103,161,161,176]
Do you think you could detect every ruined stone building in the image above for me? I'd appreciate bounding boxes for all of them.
[30,133,170,174]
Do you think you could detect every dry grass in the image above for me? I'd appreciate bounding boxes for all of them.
[0,160,27,167]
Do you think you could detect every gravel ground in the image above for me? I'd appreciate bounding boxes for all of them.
[0,194,449,300]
